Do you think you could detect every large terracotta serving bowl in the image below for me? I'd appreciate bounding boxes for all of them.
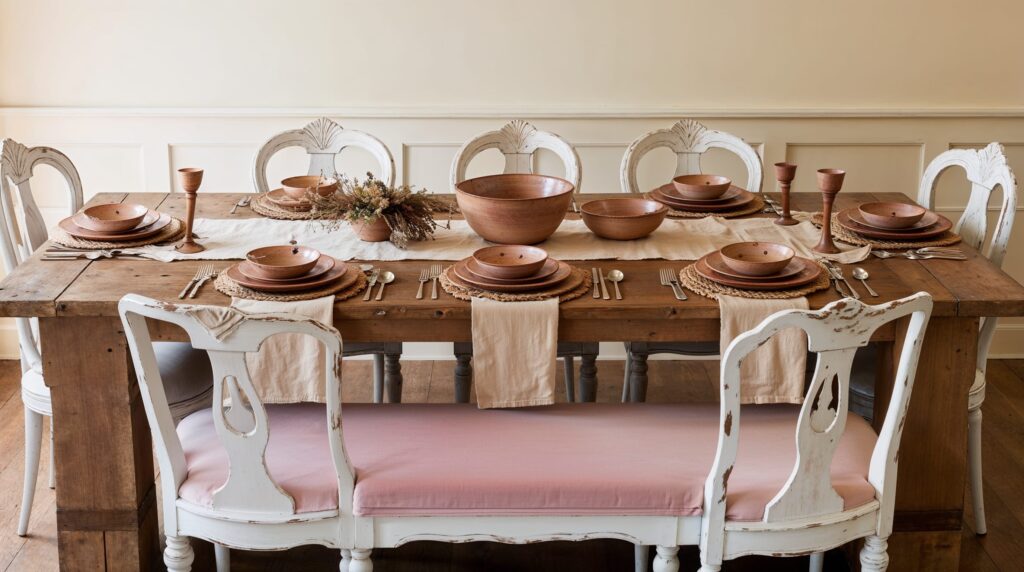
[472,245,548,279]
[671,174,732,200]
[858,202,927,229]
[719,242,795,277]
[455,174,575,244]
[245,245,321,279]
[581,198,668,240]
[78,203,149,232]
[280,175,339,200]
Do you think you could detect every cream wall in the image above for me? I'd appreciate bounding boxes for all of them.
[1,1,1023,359]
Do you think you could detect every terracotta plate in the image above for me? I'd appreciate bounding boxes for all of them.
[844,208,938,232]
[71,208,160,235]
[464,257,559,284]
[451,258,573,292]
[694,255,822,290]
[60,211,172,241]
[226,257,353,293]
[652,185,756,212]
[836,208,952,240]
[266,189,313,212]
[656,184,743,204]
[237,256,338,283]
[703,250,804,281]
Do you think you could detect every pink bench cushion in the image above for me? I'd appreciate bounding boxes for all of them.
[176,403,878,521]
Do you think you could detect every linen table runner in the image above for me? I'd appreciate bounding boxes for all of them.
[470,297,558,409]
[718,295,809,404]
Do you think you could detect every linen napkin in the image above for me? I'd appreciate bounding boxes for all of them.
[470,297,559,409]
[718,295,809,404]
[229,296,336,404]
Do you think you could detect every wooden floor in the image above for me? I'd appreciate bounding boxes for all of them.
[1,357,1022,571]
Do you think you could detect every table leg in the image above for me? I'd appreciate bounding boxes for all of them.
[40,317,158,571]
[578,349,598,403]
[453,342,473,404]
[628,350,650,402]
[384,352,403,403]
[876,316,977,571]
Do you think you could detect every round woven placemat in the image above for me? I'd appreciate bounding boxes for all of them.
[51,217,186,249]
[214,264,367,302]
[678,262,831,300]
[647,194,766,219]
[251,194,320,221]
[813,213,962,249]
[440,265,592,303]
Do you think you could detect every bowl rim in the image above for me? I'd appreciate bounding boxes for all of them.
[281,175,339,189]
[454,173,576,201]
[857,201,927,217]
[472,244,549,267]
[720,241,796,263]
[82,202,149,221]
[672,174,732,186]
[245,245,321,268]
[580,198,668,218]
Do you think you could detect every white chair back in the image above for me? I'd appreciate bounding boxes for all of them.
[917,142,1017,371]
[252,117,396,194]
[450,120,582,192]
[700,293,933,561]
[0,138,84,370]
[619,119,762,194]
[118,294,353,525]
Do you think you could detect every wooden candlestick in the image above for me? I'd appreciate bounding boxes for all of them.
[773,162,798,226]
[175,167,205,254]
[814,168,846,254]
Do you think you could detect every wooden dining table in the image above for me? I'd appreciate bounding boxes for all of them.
[2,190,1023,571]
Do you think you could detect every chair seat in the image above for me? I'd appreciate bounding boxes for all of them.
[176,403,878,521]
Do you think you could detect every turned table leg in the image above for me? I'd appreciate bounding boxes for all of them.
[384,351,403,403]
[628,350,650,402]
[453,342,473,404]
[578,347,598,402]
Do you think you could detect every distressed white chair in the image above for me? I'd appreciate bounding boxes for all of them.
[695,292,933,572]
[619,119,764,402]
[253,117,402,404]
[450,120,594,401]
[0,138,214,537]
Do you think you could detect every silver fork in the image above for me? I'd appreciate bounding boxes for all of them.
[179,264,211,299]
[660,268,687,301]
[416,268,429,299]
[430,263,442,300]
[230,195,252,214]
[363,269,380,301]
[824,262,860,299]
[188,265,218,298]
[872,249,966,260]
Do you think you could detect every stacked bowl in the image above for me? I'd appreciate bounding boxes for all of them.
[59,203,173,242]
[265,175,339,212]
[448,245,575,293]
[835,202,952,241]
[224,245,355,293]
[693,242,822,291]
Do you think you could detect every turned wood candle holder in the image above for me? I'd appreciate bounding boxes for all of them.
[773,162,798,226]
[176,167,205,254]
[814,168,846,254]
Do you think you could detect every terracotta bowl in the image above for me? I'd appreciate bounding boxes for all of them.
[280,176,339,200]
[719,242,795,277]
[858,202,927,229]
[245,245,321,279]
[472,245,549,279]
[78,203,149,232]
[455,174,575,244]
[581,198,668,240]
[671,174,732,200]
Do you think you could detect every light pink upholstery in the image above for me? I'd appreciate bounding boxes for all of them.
[176,403,878,521]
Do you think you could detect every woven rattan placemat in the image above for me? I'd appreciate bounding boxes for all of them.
[440,265,592,302]
[51,217,185,249]
[651,195,766,219]
[251,194,320,221]
[214,264,367,302]
[678,262,831,300]
[814,213,962,249]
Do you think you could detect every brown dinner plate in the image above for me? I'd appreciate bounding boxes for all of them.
[836,208,952,240]
[703,250,805,281]
[266,188,313,212]
[226,257,352,293]
[237,256,338,283]
[656,184,743,204]
[72,207,157,234]
[451,258,573,292]
[694,255,822,290]
[60,211,171,241]
[843,208,938,232]
[464,257,559,284]
[651,184,756,212]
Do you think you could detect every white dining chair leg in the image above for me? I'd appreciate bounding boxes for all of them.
[18,408,44,536]
[48,417,55,489]
[372,354,384,404]
[968,405,987,534]
[652,546,679,572]
[562,357,576,402]
[634,544,650,571]
[349,549,373,572]
[859,535,889,572]
[214,544,230,572]
[164,535,195,572]
[808,551,825,572]
[340,549,351,571]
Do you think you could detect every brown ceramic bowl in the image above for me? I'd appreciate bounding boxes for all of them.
[580,198,668,240]
[858,202,927,229]
[472,245,549,279]
[280,176,339,200]
[719,242,795,277]
[671,174,732,200]
[77,203,150,232]
[455,174,575,244]
[245,245,321,279]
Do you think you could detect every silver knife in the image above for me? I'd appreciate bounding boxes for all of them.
[363,269,380,301]
[598,268,610,300]
[823,263,848,297]
[591,268,601,298]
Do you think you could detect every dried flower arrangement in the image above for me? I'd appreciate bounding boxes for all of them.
[309,172,450,247]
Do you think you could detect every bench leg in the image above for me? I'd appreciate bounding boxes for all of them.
[653,546,679,572]
[384,352,403,403]
[453,342,473,404]
[349,548,373,572]
[634,544,650,571]
[578,350,597,402]
[372,354,384,404]
[340,549,351,572]
[164,535,194,572]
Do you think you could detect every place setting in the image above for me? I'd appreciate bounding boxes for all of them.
[647,174,765,219]
[679,241,830,300]
[251,174,339,220]
[49,201,183,252]
[440,245,592,302]
[214,245,367,301]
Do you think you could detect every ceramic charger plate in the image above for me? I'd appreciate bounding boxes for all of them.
[226,256,351,293]
[266,188,313,212]
[694,254,822,290]
[651,184,756,212]
[451,258,573,292]
[836,208,952,240]
[60,211,172,241]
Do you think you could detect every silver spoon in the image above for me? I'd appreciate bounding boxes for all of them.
[374,271,395,301]
[607,269,624,300]
[852,267,879,297]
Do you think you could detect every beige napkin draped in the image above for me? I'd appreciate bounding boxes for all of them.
[470,297,558,409]
[229,296,336,404]
[719,295,810,404]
